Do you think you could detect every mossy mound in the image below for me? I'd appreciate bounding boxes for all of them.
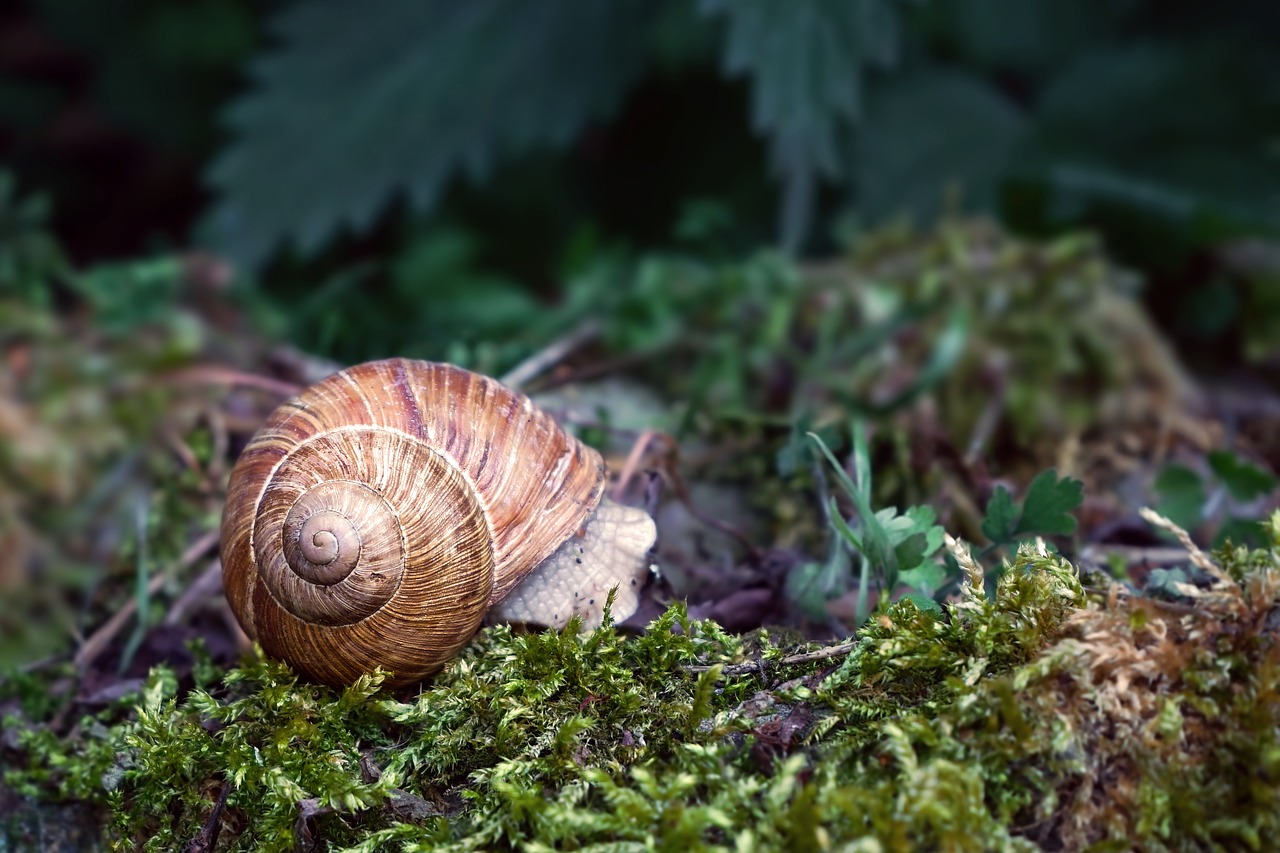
[5,523,1278,851]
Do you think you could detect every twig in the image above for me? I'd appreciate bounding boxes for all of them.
[165,558,225,626]
[500,319,600,390]
[165,429,204,478]
[205,405,229,482]
[611,429,660,503]
[685,640,857,676]
[1078,543,1198,568]
[964,381,1006,465]
[536,346,662,389]
[184,780,231,853]
[158,365,301,398]
[74,530,220,670]
[1137,507,1232,585]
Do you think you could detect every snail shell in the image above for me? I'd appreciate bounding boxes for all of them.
[220,358,655,688]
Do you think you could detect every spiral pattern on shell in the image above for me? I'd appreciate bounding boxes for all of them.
[220,359,606,687]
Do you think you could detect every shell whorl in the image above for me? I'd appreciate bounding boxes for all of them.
[220,359,607,687]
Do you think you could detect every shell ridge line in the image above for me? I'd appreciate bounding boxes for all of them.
[338,367,380,426]
[253,425,428,503]
[390,359,425,437]
[440,364,453,442]
[549,445,574,488]
[399,367,504,531]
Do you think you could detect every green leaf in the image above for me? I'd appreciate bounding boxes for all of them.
[808,431,863,512]
[1214,518,1267,549]
[699,0,909,249]
[1207,450,1277,503]
[1028,40,1280,244]
[812,428,894,573]
[785,548,850,622]
[981,485,1019,544]
[828,497,865,554]
[935,0,1142,78]
[891,531,928,575]
[897,562,946,596]
[895,590,942,614]
[851,419,873,504]
[1014,469,1083,537]
[1153,464,1207,532]
[904,505,945,557]
[1145,565,1189,598]
[855,69,1028,224]
[206,0,650,268]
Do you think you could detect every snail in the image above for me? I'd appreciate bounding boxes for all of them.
[220,358,657,688]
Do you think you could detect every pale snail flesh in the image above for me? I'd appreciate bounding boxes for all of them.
[220,358,657,688]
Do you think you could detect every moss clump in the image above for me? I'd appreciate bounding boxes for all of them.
[5,527,1279,851]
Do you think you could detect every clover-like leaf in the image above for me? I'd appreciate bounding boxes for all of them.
[1015,469,1083,537]
[1208,450,1277,503]
[981,485,1019,544]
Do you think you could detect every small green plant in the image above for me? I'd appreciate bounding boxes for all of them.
[1154,448,1278,547]
[978,468,1084,556]
[793,423,947,623]
[794,423,1084,623]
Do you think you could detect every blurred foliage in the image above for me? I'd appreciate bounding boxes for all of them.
[1154,448,1278,548]
[0,179,226,668]
[843,219,1198,448]
[202,0,1280,271]
[2,0,1277,368]
[208,0,653,267]
[578,217,1187,466]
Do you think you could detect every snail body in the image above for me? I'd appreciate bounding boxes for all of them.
[220,358,655,688]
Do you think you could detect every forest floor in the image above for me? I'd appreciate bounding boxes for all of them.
[2,218,1279,851]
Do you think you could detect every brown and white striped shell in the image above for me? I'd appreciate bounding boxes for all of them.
[219,358,607,688]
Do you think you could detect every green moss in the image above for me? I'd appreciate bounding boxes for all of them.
[6,531,1278,851]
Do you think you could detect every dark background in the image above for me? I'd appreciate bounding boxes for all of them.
[1,0,1277,371]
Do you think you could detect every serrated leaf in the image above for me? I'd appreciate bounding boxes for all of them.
[699,0,909,249]
[981,485,1018,544]
[206,0,650,268]
[1207,450,1277,503]
[875,506,905,532]
[1015,469,1083,537]
[855,69,1028,224]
